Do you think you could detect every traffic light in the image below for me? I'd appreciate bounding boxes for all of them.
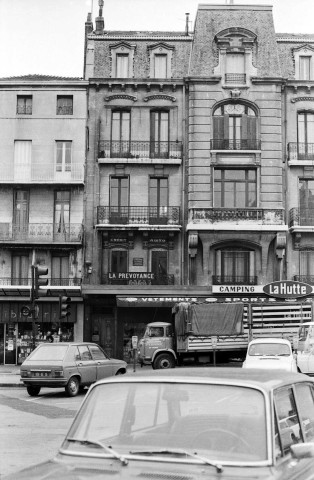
[34,323,41,337]
[59,296,71,319]
[34,265,48,299]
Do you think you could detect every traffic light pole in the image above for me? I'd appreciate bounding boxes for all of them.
[30,265,48,350]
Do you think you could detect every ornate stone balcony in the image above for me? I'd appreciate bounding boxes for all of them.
[97,206,180,226]
[98,140,182,160]
[189,208,285,226]
[288,143,314,161]
[0,223,83,243]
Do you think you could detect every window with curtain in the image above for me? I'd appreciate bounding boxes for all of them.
[215,247,255,284]
[56,96,73,115]
[116,54,129,77]
[213,103,257,149]
[56,141,72,172]
[297,112,314,159]
[214,168,257,208]
[154,54,167,78]
[17,96,32,114]
[14,140,32,181]
[299,56,311,80]
[150,110,169,158]
[111,111,130,157]
[149,177,168,222]
[110,177,129,221]
[51,255,69,286]
[12,254,29,285]
[225,53,245,84]
[54,190,70,235]
[299,179,314,224]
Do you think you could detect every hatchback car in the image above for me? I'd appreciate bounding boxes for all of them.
[242,338,298,372]
[10,368,314,479]
[20,342,127,397]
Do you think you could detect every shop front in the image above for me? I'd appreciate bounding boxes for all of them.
[0,299,83,365]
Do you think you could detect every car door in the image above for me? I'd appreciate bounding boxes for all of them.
[76,345,97,385]
[89,344,113,380]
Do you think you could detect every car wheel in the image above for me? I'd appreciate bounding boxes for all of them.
[26,385,41,396]
[65,376,80,397]
[154,353,175,369]
[115,369,125,375]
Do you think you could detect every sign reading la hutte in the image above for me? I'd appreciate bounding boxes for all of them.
[263,281,313,299]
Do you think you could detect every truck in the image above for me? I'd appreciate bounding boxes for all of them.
[138,301,312,369]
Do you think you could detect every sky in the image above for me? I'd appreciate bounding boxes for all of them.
[0,0,314,78]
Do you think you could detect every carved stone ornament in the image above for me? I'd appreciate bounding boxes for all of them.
[144,94,176,102]
[105,94,137,102]
[230,89,241,98]
[291,96,314,103]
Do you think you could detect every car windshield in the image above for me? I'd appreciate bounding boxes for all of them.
[248,343,291,356]
[62,381,267,464]
[28,345,68,361]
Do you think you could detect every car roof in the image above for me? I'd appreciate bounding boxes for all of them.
[147,322,171,327]
[95,367,313,392]
[36,342,98,347]
[248,338,292,345]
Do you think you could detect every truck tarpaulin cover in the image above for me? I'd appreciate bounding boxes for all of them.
[174,302,244,337]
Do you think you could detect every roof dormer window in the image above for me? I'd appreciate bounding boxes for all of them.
[148,43,174,79]
[293,45,314,80]
[110,42,135,78]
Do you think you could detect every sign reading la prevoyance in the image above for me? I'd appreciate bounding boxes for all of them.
[263,281,313,299]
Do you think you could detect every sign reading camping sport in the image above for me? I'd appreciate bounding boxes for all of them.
[263,281,313,299]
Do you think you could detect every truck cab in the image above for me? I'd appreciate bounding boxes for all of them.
[138,322,176,369]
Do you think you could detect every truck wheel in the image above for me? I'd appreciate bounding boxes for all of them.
[26,385,41,396]
[154,353,175,369]
[65,376,80,397]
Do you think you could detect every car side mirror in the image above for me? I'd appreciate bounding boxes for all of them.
[291,443,314,459]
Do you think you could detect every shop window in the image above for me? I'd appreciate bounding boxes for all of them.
[214,168,257,208]
[212,103,258,150]
[56,95,73,115]
[56,141,72,172]
[17,95,32,114]
[214,247,256,285]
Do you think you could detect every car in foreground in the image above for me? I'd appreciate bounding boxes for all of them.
[20,342,127,397]
[9,368,314,479]
[242,338,298,372]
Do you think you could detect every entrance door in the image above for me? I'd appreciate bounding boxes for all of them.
[151,251,168,285]
[91,313,115,358]
[5,323,17,364]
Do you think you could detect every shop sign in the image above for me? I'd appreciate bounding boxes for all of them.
[109,272,155,280]
[263,281,313,299]
[212,285,264,294]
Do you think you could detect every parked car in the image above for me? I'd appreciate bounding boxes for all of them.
[242,338,298,372]
[9,368,314,479]
[20,342,127,397]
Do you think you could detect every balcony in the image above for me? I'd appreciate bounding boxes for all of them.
[213,275,257,285]
[0,278,82,286]
[98,140,182,161]
[290,208,314,227]
[102,273,174,286]
[210,139,261,150]
[190,208,285,226]
[0,223,83,243]
[224,73,246,84]
[97,206,180,226]
[0,161,84,184]
[288,143,314,161]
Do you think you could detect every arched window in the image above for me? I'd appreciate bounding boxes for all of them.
[212,102,259,150]
[214,246,256,285]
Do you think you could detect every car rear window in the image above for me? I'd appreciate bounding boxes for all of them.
[29,345,68,361]
[248,343,291,356]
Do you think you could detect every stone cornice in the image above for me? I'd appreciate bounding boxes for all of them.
[89,34,193,42]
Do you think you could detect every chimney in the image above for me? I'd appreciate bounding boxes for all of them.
[85,12,93,36]
[185,12,190,36]
[95,0,104,34]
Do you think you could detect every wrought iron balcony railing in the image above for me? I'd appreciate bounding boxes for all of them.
[0,277,82,286]
[98,140,182,160]
[210,139,261,150]
[57,106,73,115]
[190,208,285,225]
[102,273,174,286]
[213,275,258,285]
[294,276,314,284]
[0,161,84,183]
[97,206,180,225]
[288,143,314,161]
[225,73,246,84]
[0,223,83,243]
[290,207,314,227]
[17,105,32,115]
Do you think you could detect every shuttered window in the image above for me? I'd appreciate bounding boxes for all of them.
[213,103,257,149]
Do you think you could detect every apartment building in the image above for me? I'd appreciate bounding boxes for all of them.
[0,75,87,364]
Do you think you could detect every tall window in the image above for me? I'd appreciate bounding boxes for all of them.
[13,190,29,232]
[12,253,29,285]
[299,179,314,224]
[298,112,314,159]
[225,53,245,83]
[150,110,169,158]
[111,111,130,157]
[14,140,32,181]
[52,255,69,286]
[57,96,73,115]
[213,103,257,150]
[151,251,168,284]
[215,247,255,284]
[149,177,168,223]
[154,54,167,78]
[17,96,32,114]
[116,54,129,77]
[110,177,129,221]
[111,250,127,273]
[300,251,314,280]
[299,56,311,80]
[54,190,70,235]
[214,169,257,208]
[56,141,72,172]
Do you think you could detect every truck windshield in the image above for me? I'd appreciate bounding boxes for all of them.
[147,327,164,338]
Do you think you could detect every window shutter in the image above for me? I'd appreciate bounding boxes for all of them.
[213,116,224,148]
[247,117,257,149]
